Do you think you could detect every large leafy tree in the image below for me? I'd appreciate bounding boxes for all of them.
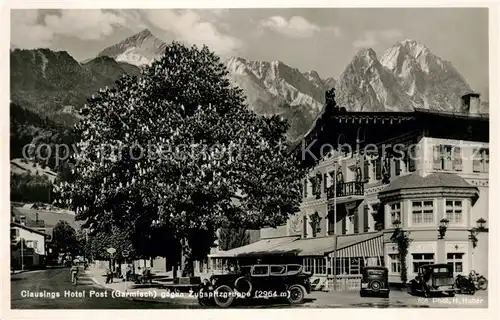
[52,220,78,257]
[55,42,306,276]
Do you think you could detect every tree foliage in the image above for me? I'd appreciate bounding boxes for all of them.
[218,228,251,251]
[55,42,306,275]
[10,172,53,203]
[52,220,78,257]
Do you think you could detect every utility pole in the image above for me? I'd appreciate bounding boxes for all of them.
[21,238,24,271]
[332,160,338,291]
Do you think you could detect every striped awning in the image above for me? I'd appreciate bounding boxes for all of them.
[331,232,384,258]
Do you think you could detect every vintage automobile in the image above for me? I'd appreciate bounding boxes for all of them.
[409,264,457,297]
[197,264,312,308]
[359,266,390,298]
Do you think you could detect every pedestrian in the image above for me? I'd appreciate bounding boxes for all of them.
[126,264,132,282]
[105,268,113,284]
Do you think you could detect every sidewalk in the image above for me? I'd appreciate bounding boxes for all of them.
[85,265,199,305]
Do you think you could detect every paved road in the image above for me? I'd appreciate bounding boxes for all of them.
[10,267,200,309]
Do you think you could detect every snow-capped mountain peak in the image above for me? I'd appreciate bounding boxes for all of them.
[98,28,167,66]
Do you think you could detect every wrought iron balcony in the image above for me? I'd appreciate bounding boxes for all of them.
[326,181,364,199]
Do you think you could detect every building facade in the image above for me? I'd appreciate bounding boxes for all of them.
[210,93,489,291]
[11,222,47,269]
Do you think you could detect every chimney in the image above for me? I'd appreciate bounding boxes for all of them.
[461,92,481,114]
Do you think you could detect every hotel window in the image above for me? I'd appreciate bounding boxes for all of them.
[390,203,401,224]
[447,253,464,273]
[389,254,401,274]
[412,253,435,272]
[350,257,362,275]
[363,205,370,232]
[473,148,489,173]
[303,258,313,273]
[433,145,462,171]
[363,161,370,182]
[445,200,463,224]
[394,158,402,176]
[405,146,417,172]
[334,257,363,275]
[411,200,434,224]
[335,258,348,275]
[433,145,451,171]
[314,258,327,275]
[323,173,328,193]
[375,158,382,180]
[354,211,359,234]
[303,179,308,198]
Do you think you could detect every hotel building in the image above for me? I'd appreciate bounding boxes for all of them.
[210,92,489,291]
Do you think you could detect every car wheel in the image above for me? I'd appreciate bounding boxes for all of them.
[234,276,253,297]
[369,280,382,292]
[477,277,488,290]
[288,284,306,304]
[213,285,235,308]
[197,289,213,307]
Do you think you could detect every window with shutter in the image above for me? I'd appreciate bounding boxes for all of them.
[363,161,370,182]
[443,146,453,170]
[303,216,308,238]
[323,173,327,193]
[484,149,489,172]
[304,179,308,197]
[473,148,482,172]
[375,159,382,180]
[363,205,369,232]
[453,147,462,171]
[354,211,359,234]
[433,145,442,170]
[385,158,392,176]
[474,148,489,172]
[408,147,416,172]
[394,158,401,176]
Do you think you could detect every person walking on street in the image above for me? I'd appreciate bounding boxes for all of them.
[70,263,79,285]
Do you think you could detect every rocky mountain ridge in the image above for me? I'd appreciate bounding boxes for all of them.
[10,30,488,145]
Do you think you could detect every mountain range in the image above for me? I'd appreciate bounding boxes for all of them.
[10,28,489,150]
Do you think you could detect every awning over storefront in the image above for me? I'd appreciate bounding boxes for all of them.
[273,235,337,257]
[209,236,300,258]
[209,232,384,259]
[327,232,384,258]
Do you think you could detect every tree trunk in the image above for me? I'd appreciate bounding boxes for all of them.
[180,238,194,277]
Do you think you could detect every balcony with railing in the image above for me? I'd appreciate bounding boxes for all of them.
[326,181,364,199]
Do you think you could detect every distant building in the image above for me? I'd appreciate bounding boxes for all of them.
[11,205,82,265]
[210,92,489,291]
[11,221,47,269]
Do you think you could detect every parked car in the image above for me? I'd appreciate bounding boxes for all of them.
[409,264,457,297]
[198,264,312,308]
[359,266,390,298]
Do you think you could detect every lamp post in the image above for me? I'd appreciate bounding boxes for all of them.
[438,218,449,240]
[469,218,487,249]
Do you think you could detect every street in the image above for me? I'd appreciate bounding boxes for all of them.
[10,268,488,309]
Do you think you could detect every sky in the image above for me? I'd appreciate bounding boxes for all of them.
[10,8,489,99]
